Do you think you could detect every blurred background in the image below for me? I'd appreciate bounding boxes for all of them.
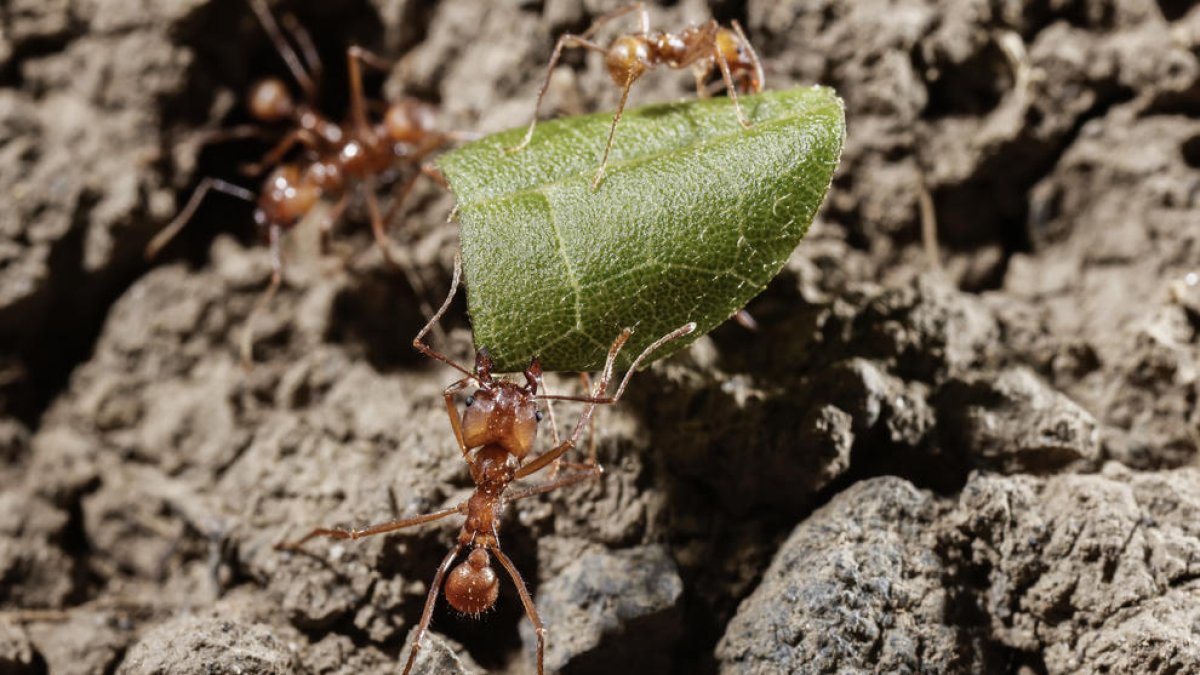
[0,1,1197,673]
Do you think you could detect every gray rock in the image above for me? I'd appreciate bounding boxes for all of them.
[524,544,684,673]
[717,477,983,674]
[937,367,1100,473]
[943,466,1200,674]
[117,614,296,675]
[0,620,41,674]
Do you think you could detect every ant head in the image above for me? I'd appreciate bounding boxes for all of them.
[606,35,652,86]
[445,548,499,616]
[257,164,319,227]
[384,98,436,145]
[461,354,542,459]
[248,78,295,123]
[715,27,760,92]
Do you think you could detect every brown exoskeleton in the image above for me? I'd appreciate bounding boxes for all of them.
[147,0,470,367]
[509,1,764,189]
[276,255,695,675]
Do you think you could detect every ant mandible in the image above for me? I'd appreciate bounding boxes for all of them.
[508,1,764,189]
[276,255,695,675]
[147,0,469,367]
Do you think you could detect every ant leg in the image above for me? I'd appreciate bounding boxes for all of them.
[240,224,284,370]
[590,74,638,191]
[401,544,465,675]
[281,13,322,88]
[714,43,752,128]
[539,372,564,478]
[535,321,697,406]
[346,46,393,133]
[442,378,474,460]
[411,253,474,377]
[490,546,546,675]
[516,328,638,479]
[422,163,449,189]
[505,464,602,503]
[579,372,598,466]
[195,124,276,146]
[693,63,714,99]
[248,0,317,103]
[733,308,759,331]
[275,505,462,551]
[317,193,349,256]
[507,34,608,154]
[146,178,256,259]
[363,179,444,346]
[732,20,765,93]
[240,128,319,176]
[583,2,650,37]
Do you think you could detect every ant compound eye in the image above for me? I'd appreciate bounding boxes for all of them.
[534,410,544,422]
[465,396,475,407]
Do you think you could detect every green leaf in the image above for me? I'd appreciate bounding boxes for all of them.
[437,85,845,372]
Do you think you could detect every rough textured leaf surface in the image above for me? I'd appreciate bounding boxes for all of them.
[438,86,845,372]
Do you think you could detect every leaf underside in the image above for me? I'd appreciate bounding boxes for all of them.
[437,86,846,372]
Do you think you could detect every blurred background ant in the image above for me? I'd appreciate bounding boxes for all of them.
[276,255,695,675]
[148,0,472,367]
[509,1,764,189]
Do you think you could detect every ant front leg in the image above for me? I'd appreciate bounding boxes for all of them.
[591,73,639,191]
[346,46,393,134]
[508,33,609,154]
[714,42,752,129]
[363,177,442,340]
[732,20,765,94]
[442,377,474,460]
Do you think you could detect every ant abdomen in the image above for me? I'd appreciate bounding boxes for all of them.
[445,548,499,615]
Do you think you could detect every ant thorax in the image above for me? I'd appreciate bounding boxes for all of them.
[461,381,541,461]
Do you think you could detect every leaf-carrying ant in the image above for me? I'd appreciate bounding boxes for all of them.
[509,1,764,189]
[148,0,470,367]
[276,255,695,675]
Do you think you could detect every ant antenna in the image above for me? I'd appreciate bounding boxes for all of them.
[249,0,318,103]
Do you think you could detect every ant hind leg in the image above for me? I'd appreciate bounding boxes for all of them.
[400,544,464,675]
[491,546,547,675]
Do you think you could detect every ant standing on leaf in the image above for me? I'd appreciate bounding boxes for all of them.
[508,1,765,189]
[147,0,471,367]
[275,255,696,675]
